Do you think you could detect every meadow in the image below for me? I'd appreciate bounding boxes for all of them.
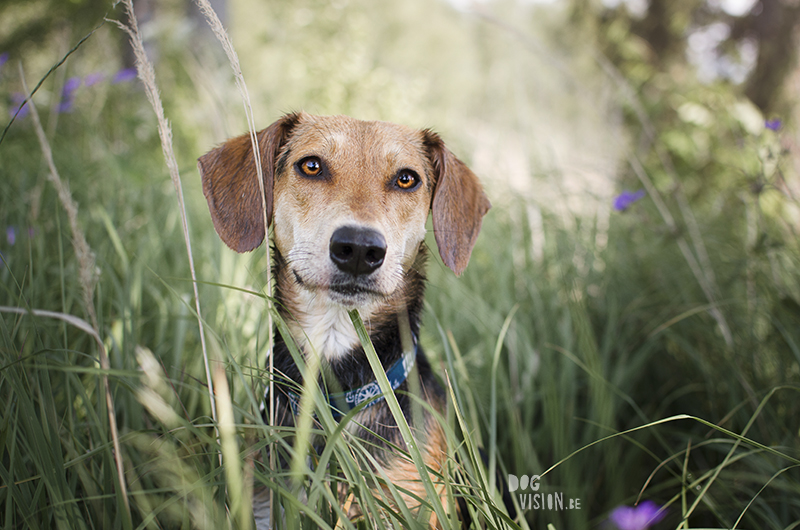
[1,0,799,528]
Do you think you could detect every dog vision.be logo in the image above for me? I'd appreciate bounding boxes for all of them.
[508,474,582,511]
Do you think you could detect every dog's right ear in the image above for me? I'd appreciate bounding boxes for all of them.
[198,114,299,253]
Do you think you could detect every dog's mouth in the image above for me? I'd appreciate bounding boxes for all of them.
[329,282,382,297]
[292,268,386,304]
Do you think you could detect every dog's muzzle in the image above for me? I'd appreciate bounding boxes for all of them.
[329,226,386,276]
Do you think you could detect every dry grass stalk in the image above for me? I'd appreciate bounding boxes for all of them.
[111,0,218,424]
[193,0,276,520]
[20,72,99,332]
[214,365,252,530]
[193,0,274,379]
[18,68,131,518]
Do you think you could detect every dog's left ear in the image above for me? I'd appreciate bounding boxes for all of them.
[198,114,299,253]
[425,132,491,276]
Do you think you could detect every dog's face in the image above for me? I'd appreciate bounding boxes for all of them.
[198,112,490,310]
[271,115,434,307]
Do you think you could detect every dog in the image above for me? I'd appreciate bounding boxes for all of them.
[198,112,490,527]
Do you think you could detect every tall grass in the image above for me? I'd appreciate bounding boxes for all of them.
[1,0,799,528]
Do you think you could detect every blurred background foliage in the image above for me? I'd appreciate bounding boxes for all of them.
[1,0,800,528]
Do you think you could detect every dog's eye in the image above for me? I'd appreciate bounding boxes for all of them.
[297,156,323,178]
[395,169,420,190]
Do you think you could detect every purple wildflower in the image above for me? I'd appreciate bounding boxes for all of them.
[609,501,666,530]
[6,226,16,246]
[85,72,105,86]
[613,189,646,212]
[112,68,137,84]
[63,77,81,95]
[10,93,29,118]
[27,227,36,238]
[0,52,8,71]
[58,77,82,113]
[765,119,782,131]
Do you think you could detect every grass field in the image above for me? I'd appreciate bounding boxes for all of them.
[1,0,799,528]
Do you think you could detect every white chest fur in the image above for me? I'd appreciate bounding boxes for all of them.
[289,290,375,360]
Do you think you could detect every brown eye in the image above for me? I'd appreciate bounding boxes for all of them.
[395,169,420,190]
[297,156,323,177]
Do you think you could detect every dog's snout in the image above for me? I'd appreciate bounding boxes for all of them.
[329,226,387,276]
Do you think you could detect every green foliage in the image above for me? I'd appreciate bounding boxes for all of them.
[1,0,799,529]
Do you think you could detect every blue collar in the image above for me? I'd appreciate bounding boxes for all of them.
[284,341,418,420]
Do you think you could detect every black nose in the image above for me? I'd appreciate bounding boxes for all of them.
[329,226,387,276]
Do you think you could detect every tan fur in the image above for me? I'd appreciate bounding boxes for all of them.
[380,406,452,527]
[338,399,452,528]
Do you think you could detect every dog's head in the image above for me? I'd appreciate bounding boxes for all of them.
[198,112,490,308]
